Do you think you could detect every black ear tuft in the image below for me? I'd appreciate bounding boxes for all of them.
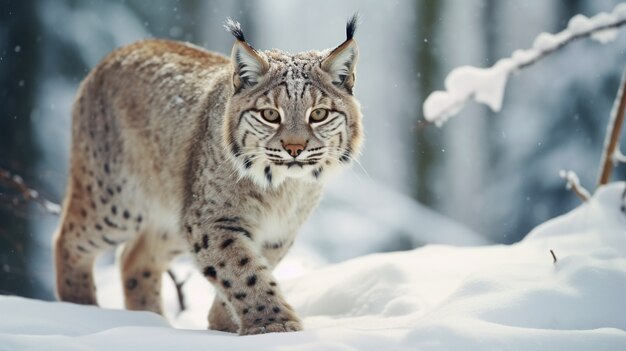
[224,18,245,42]
[346,13,359,40]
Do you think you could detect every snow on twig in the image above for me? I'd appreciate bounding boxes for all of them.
[559,170,591,202]
[598,67,626,186]
[611,148,626,164]
[423,4,626,126]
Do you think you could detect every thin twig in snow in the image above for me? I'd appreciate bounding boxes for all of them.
[550,250,557,264]
[598,67,626,186]
[559,170,591,202]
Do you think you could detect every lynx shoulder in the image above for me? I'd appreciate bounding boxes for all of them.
[53,15,362,335]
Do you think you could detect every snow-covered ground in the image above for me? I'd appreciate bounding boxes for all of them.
[3,183,626,350]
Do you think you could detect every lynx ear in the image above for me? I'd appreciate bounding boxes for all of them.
[225,18,269,90]
[322,14,359,92]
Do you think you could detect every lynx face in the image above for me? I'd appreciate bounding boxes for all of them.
[223,19,363,188]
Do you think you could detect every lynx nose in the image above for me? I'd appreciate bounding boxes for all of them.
[283,143,306,158]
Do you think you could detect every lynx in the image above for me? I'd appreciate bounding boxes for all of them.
[53,15,362,335]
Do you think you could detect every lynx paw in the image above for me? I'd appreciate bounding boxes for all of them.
[240,320,302,335]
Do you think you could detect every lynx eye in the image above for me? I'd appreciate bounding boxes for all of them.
[309,108,329,123]
[261,109,280,123]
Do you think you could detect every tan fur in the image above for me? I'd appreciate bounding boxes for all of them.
[53,28,362,335]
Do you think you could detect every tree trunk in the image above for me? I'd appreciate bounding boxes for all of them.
[0,0,42,297]
[414,0,442,205]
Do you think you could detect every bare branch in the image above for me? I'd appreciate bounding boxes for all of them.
[598,67,626,186]
[0,167,61,215]
[167,269,191,314]
[559,170,591,202]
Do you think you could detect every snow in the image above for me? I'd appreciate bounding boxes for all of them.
[299,172,489,262]
[423,60,513,126]
[423,3,626,126]
[559,170,591,201]
[612,148,626,164]
[3,183,626,350]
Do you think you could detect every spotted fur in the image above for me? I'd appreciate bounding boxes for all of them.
[53,16,362,336]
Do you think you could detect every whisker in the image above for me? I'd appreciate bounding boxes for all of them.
[324,150,371,180]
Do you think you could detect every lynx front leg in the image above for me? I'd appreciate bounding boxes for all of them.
[208,296,239,333]
[189,225,301,335]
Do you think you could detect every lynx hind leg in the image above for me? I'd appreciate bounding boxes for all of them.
[54,187,104,305]
[54,175,138,305]
[209,296,240,333]
[54,224,98,305]
[120,230,185,314]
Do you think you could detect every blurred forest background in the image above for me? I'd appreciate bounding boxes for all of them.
[1,0,626,299]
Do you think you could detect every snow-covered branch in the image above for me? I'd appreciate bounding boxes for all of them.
[598,67,626,186]
[423,4,626,126]
[559,170,591,202]
[612,148,626,164]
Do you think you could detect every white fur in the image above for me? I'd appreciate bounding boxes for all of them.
[326,42,358,85]
[255,207,293,246]
[232,44,265,84]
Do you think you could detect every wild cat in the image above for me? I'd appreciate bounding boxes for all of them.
[53,15,362,335]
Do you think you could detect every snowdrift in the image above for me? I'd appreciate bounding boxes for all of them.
[2,184,626,350]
